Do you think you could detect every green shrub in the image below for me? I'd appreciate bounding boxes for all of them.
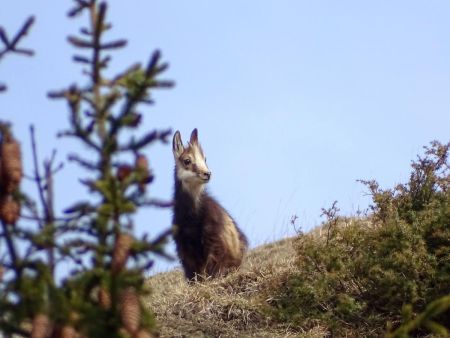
[271,141,450,337]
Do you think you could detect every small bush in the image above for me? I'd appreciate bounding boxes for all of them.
[271,141,450,337]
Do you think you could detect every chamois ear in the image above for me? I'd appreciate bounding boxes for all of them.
[173,131,184,158]
[190,128,199,144]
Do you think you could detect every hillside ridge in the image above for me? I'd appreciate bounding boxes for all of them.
[144,236,316,338]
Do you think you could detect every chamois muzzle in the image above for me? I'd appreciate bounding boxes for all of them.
[200,171,211,182]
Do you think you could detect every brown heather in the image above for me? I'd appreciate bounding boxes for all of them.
[31,313,51,338]
[120,287,141,334]
[112,233,134,273]
[0,195,20,224]
[0,139,22,193]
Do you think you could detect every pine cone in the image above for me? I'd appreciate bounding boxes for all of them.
[31,313,51,338]
[135,155,148,172]
[1,139,22,193]
[117,165,133,182]
[120,287,140,334]
[0,195,20,224]
[112,233,133,273]
[60,325,76,338]
[135,155,153,191]
[98,287,112,310]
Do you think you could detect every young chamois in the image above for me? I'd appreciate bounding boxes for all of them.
[172,128,248,280]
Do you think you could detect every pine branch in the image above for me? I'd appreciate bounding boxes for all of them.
[0,220,21,282]
[30,126,52,225]
[119,128,172,152]
[0,16,35,60]
[136,198,173,208]
[30,126,57,276]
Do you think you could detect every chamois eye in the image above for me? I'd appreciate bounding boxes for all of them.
[183,158,191,165]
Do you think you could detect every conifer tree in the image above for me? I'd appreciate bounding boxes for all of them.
[1,1,173,337]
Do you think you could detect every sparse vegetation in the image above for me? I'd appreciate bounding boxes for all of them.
[271,141,450,337]
[145,238,304,338]
[145,141,449,337]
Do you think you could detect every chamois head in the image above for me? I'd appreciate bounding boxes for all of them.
[173,129,211,193]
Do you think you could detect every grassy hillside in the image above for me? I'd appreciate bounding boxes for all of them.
[144,220,393,337]
[144,141,450,338]
[144,237,309,338]
[144,220,448,338]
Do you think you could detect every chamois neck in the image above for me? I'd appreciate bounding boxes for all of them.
[174,174,205,210]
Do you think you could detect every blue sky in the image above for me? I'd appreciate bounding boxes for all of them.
[1,1,450,273]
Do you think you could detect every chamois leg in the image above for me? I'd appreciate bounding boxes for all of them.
[204,255,228,277]
[180,258,199,281]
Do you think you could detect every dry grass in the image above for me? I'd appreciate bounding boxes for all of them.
[143,219,374,338]
[144,237,329,338]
